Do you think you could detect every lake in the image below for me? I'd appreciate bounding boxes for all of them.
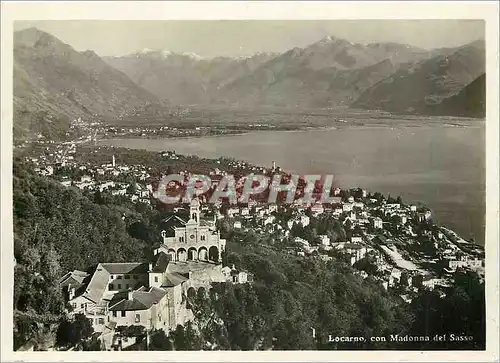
[101,124,485,244]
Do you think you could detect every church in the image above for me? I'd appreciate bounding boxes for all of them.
[155,198,226,263]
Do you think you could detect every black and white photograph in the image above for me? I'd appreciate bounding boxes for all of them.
[1,1,499,361]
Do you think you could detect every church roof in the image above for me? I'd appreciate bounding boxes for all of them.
[160,215,188,234]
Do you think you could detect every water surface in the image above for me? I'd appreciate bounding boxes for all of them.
[101,124,485,244]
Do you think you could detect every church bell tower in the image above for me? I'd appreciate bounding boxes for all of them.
[190,198,200,226]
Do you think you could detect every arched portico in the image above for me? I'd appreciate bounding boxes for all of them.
[208,246,219,262]
[188,247,198,260]
[177,248,187,262]
[198,247,208,261]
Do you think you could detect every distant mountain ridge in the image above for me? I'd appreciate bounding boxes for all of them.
[14,27,486,134]
[105,35,485,116]
[106,36,433,108]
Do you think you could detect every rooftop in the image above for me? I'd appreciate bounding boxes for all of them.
[101,262,149,275]
[109,287,167,311]
[151,251,171,273]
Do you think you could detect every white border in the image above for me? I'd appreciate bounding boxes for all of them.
[1,2,499,362]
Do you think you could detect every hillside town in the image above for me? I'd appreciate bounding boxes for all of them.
[19,136,485,348]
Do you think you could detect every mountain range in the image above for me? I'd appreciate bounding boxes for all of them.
[13,28,486,137]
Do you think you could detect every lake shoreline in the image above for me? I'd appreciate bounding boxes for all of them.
[98,124,485,245]
[97,121,483,143]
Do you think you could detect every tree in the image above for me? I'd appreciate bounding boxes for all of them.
[56,314,93,347]
[149,329,173,350]
[82,336,103,351]
[353,256,379,276]
[126,183,137,196]
[170,322,202,350]
[40,244,61,281]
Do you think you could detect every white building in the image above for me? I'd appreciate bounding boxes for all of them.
[373,217,383,229]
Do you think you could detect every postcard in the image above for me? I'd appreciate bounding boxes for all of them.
[1,1,498,362]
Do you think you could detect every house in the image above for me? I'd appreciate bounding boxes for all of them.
[111,188,127,196]
[343,243,368,265]
[108,287,168,331]
[99,181,116,192]
[300,215,310,227]
[342,203,353,212]
[333,207,343,216]
[263,215,275,226]
[388,269,402,287]
[221,265,253,284]
[319,254,333,262]
[353,202,364,210]
[267,204,278,213]
[412,274,436,290]
[387,203,400,209]
[318,235,331,247]
[294,237,311,252]
[64,262,150,333]
[373,217,383,229]
[350,236,363,243]
[418,210,432,221]
[60,180,72,187]
[287,215,309,230]
[311,203,324,216]
[233,221,242,229]
[227,207,239,218]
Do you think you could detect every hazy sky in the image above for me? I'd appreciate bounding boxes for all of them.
[14,20,485,58]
